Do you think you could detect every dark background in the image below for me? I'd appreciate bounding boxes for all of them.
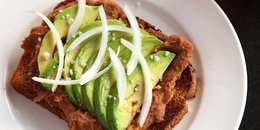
[215,0,260,129]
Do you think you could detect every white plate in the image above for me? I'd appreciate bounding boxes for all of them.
[0,0,247,130]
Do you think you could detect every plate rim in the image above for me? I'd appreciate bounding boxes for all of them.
[0,0,247,130]
[212,1,247,129]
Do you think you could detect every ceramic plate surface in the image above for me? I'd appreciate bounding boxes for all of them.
[0,0,247,130]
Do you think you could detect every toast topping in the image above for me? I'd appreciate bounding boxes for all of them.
[43,52,50,60]
[66,0,86,42]
[31,2,176,129]
[123,5,142,76]
[78,6,108,85]
[108,47,127,104]
[34,11,64,92]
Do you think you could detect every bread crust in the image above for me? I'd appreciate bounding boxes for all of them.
[11,0,198,130]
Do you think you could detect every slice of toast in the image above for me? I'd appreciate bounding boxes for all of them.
[11,0,198,130]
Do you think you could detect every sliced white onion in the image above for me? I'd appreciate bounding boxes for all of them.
[109,25,133,34]
[32,64,112,86]
[31,64,109,86]
[79,6,108,85]
[66,25,132,52]
[108,48,126,104]
[34,12,64,92]
[123,5,142,75]
[66,0,86,42]
[32,61,113,86]
[120,39,152,127]
[32,77,79,85]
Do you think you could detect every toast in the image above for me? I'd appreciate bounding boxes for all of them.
[11,0,198,129]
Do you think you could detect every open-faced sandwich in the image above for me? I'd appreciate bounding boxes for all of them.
[11,0,198,129]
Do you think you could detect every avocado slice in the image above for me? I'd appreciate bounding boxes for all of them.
[94,71,114,129]
[67,20,129,109]
[106,51,175,130]
[67,35,100,109]
[54,5,99,37]
[118,35,162,68]
[92,40,125,129]
[93,35,162,129]
[81,52,98,116]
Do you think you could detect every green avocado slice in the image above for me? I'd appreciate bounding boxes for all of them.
[68,20,128,109]
[81,52,98,116]
[69,35,101,109]
[93,35,162,129]
[107,51,175,130]
[92,39,127,129]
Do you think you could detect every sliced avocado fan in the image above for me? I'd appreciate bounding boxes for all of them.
[37,5,176,130]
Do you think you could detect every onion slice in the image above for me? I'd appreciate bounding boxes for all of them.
[120,39,152,127]
[108,48,127,104]
[34,12,64,92]
[123,5,142,75]
[31,64,111,86]
[66,0,86,42]
[79,5,108,85]
[31,66,107,85]
[32,77,79,85]
[66,25,132,52]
